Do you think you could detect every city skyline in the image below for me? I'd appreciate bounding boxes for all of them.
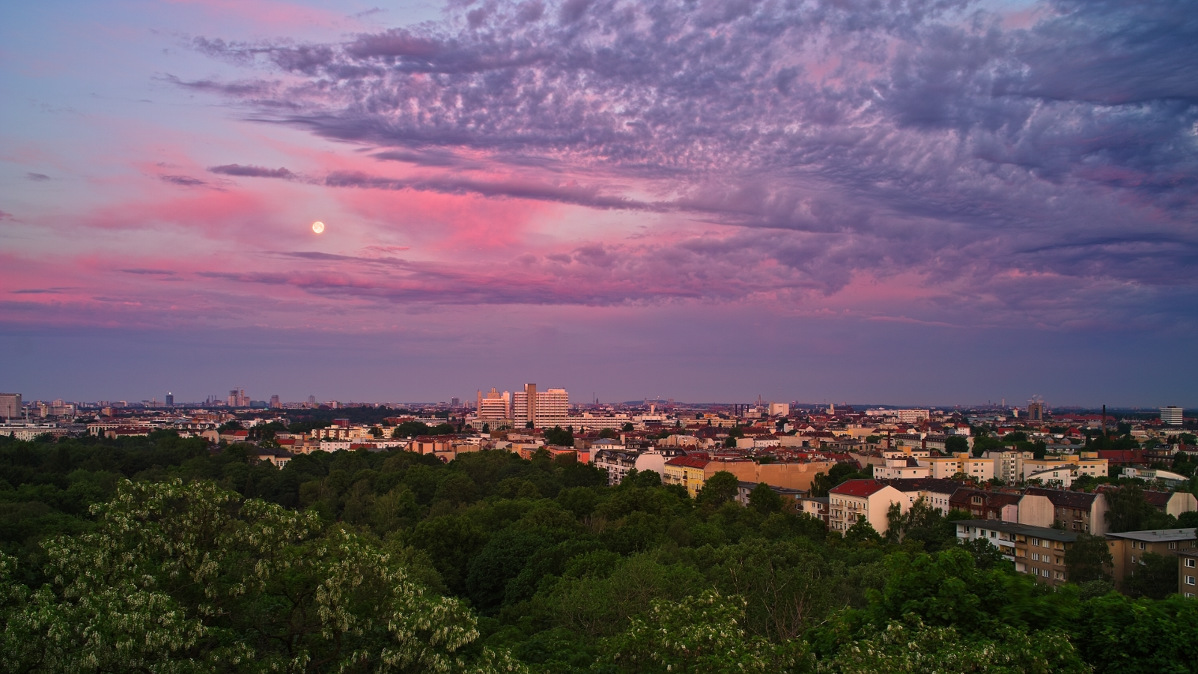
[3,0,1196,407]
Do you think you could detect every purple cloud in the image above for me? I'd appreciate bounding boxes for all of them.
[209,164,296,179]
[168,0,1197,329]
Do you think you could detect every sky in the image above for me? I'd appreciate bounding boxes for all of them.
[1,0,1196,408]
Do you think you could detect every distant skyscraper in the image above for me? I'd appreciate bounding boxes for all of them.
[477,388,512,421]
[450,396,461,407]
[165,392,174,407]
[511,384,568,428]
[1027,401,1044,422]
[0,393,21,419]
[1161,406,1184,426]
[269,395,281,409]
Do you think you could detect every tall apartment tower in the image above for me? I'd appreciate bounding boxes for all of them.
[511,384,568,428]
[1161,406,1184,426]
[269,395,281,409]
[477,388,512,420]
[165,392,174,407]
[0,393,21,419]
[1027,401,1045,423]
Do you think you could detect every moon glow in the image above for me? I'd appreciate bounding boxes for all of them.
[311,221,325,234]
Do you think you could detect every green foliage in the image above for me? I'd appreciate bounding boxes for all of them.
[822,614,1089,674]
[0,480,518,672]
[695,471,739,509]
[844,515,882,544]
[603,590,807,673]
[542,426,574,447]
[1066,533,1113,583]
[944,435,969,454]
[1105,484,1175,532]
[1124,552,1179,600]
[747,482,784,515]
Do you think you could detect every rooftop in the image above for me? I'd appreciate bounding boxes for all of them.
[954,519,1079,543]
[1105,528,1196,543]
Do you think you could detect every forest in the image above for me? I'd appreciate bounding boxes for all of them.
[1,431,1196,673]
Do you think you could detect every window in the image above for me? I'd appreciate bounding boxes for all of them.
[1031,553,1039,562]
[1169,542,1178,550]
[1031,537,1041,547]
[1187,576,1195,586]
[1041,569,1050,577]
[1186,559,1196,568]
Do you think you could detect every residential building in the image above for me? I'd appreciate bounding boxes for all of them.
[1018,487,1108,534]
[828,479,912,535]
[663,455,711,497]
[512,384,569,428]
[1022,454,1107,483]
[1179,549,1198,598]
[879,477,963,514]
[955,520,1076,587]
[594,449,639,485]
[476,388,512,422]
[1105,528,1198,590]
[1143,490,1198,519]
[994,450,1032,484]
[949,488,1021,521]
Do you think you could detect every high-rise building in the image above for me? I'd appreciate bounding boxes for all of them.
[511,384,568,428]
[1028,401,1045,422]
[269,395,281,409]
[450,397,461,408]
[1161,406,1184,426]
[165,392,174,407]
[227,388,249,408]
[477,388,511,421]
[0,393,22,419]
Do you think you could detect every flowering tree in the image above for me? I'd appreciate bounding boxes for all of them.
[0,479,522,673]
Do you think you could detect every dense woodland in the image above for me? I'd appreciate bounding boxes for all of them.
[1,431,1196,673]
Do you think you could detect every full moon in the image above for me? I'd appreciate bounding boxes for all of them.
[311,221,325,234]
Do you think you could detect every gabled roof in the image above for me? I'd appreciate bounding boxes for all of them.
[1023,487,1097,509]
[830,479,887,497]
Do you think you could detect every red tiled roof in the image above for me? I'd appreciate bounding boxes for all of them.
[830,479,887,497]
[665,456,711,469]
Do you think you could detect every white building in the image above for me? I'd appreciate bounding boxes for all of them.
[1161,406,1184,426]
[512,384,569,428]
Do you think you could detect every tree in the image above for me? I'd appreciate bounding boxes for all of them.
[843,515,882,544]
[621,422,635,432]
[1105,484,1172,532]
[826,614,1088,674]
[697,471,740,509]
[392,420,431,438]
[597,428,617,439]
[747,482,784,515]
[945,435,969,454]
[217,420,244,433]
[543,425,574,447]
[1124,552,1179,600]
[1065,532,1113,583]
[0,479,517,672]
[603,590,806,673]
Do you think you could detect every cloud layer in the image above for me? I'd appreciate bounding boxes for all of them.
[163,0,1198,330]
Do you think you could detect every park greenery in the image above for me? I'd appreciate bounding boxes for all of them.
[1,432,1196,673]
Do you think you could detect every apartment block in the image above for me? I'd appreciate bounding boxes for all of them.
[956,519,1077,587]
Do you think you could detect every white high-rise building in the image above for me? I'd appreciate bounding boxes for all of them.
[477,388,512,420]
[512,384,569,428]
[1161,406,1184,426]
